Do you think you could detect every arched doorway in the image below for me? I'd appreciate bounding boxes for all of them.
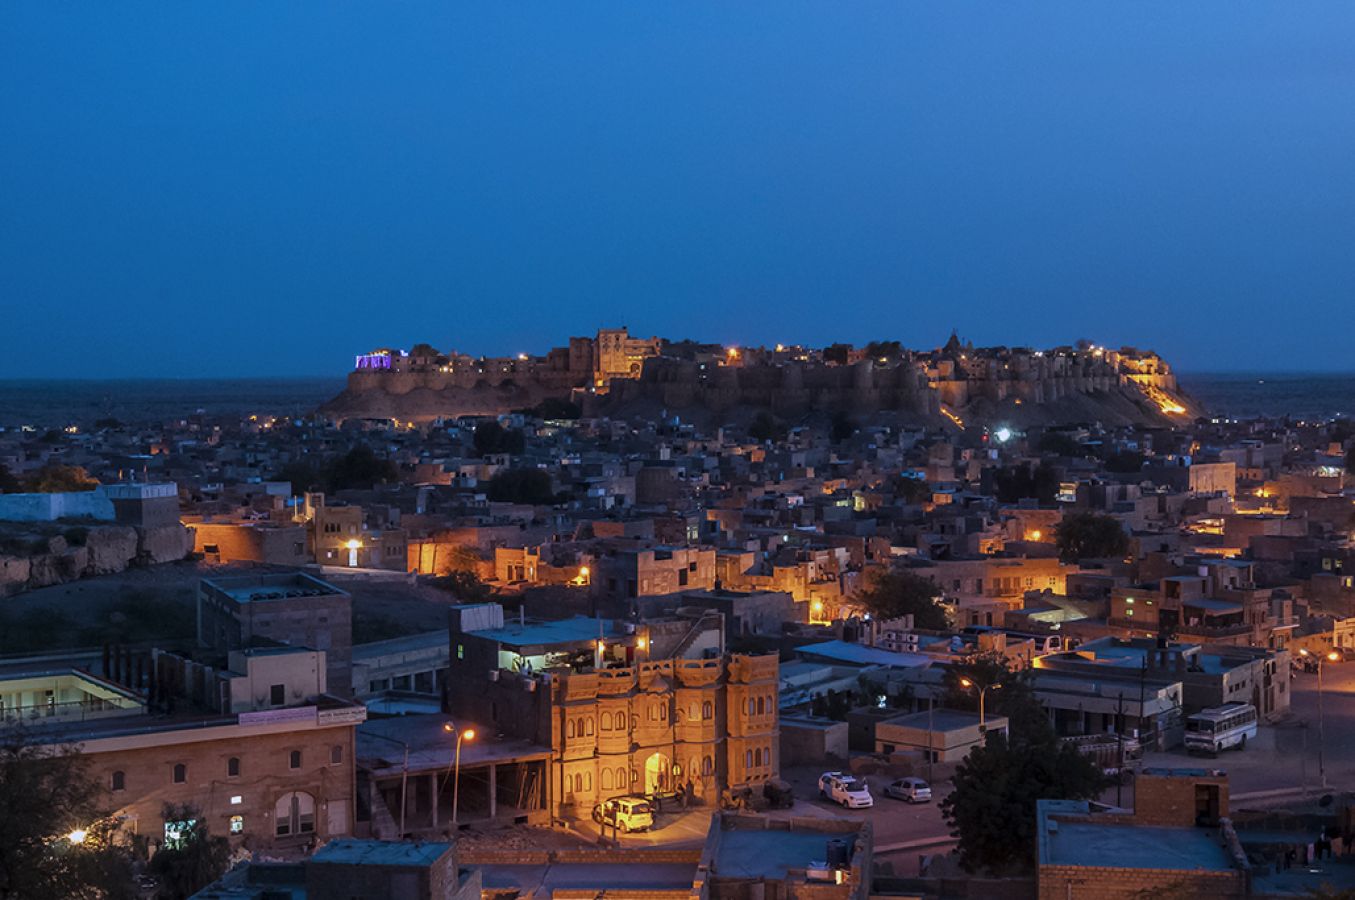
[644,751,671,796]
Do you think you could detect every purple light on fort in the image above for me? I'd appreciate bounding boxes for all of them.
[354,354,392,370]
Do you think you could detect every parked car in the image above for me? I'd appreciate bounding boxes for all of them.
[818,771,874,808]
[592,796,654,833]
[883,777,932,803]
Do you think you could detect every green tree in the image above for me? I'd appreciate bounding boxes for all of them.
[148,804,229,899]
[428,570,492,603]
[1055,512,1129,562]
[273,459,324,493]
[0,463,20,494]
[939,653,1108,873]
[0,731,136,899]
[993,464,1059,505]
[748,411,786,443]
[324,446,398,491]
[853,570,949,630]
[24,465,99,493]
[829,411,855,444]
[473,422,525,457]
[487,468,563,505]
[941,727,1108,874]
[888,474,931,504]
[1036,431,1082,457]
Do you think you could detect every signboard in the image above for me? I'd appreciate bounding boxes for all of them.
[318,706,368,727]
[238,706,317,727]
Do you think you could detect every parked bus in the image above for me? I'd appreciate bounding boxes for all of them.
[962,625,1067,655]
[1184,702,1258,755]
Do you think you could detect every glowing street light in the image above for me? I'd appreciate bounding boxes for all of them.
[67,829,88,845]
[1299,647,1341,789]
[959,678,1002,728]
[442,722,476,826]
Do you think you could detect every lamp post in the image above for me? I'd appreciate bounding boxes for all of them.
[1299,648,1339,790]
[442,722,476,826]
[960,678,1002,729]
[365,731,410,836]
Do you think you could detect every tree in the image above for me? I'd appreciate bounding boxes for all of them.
[148,804,229,899]
[1103,450,1146,474]
[941,727,1107,874]
[526,397,581,420]
[993,464,1058,505]
[863,340,903,360]
[428,570,492,603]
[24,465,99,493]
[1055,512,1129,562]
[1036,431,1082,457]
[0,730,135,899]
[888,474,931,505]
[473,422,525,457]
[0,463,20,494]
[487,468,564,505]
[273,459,324,494]
[853,570,949,630]
[324,446,398,492]
[1346,444,1355,476]
[829,411,855,444]
[939,653,1107,873]
[748,411,786,444]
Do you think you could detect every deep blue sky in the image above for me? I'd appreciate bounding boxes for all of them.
[3,4,1354,378]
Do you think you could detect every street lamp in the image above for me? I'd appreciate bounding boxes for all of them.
[960,678,1002,729]
[1299,648,1340,790]
[67,829,88,845]
[442,722,476,826]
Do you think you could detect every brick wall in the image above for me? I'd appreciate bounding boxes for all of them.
[1038,863,1243,899]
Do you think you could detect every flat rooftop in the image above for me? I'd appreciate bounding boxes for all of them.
[883,708,992,733]
[357,713,551,777]
[714,823,859,881]
[478,862,697,894]
[202,571,345,604]
[472,616,622,650]
[311,838,451,867]
[353,630,449,660]
[1039,801,1233,872]
[794,639,932,669]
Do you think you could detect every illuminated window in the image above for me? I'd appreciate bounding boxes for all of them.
[274,792,315,837]
[1126,609,1134,617]
[230,796,242,805]
[229,815,243,835]
[1125,597,1135,605]
[163,817,196,850]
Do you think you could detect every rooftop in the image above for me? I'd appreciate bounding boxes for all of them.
[1038,800,1234,871]
[357,713,551,777]
[202,571,345,604]
[471,616,623,650]
[310,838,452,868]
[794,639,933,669]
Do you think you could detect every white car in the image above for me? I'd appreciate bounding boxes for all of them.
[818,771,874,808]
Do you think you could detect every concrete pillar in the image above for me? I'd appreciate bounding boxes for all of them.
[489,763,497,819]
[430,773,439,829]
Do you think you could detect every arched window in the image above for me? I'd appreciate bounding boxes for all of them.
[585,717,595,736]
[573,773,583,794]
[702,756,713,776]
[289,750,302,770]
[111,770,125,791]
[702,701,712,720]
[602,769,613,790]
[566,719,576,738]
[659,704,667,721]
[616,711,626,729]
[601,712,612,731]
[172,763,186,784]
[274,791,315,837]
[745,750,753,768]
[227,757,240,777]
[756,696,765,715]
[584,772,593,791]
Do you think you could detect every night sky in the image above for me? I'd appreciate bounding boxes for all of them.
[3,4,1354,378]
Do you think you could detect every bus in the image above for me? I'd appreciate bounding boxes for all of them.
[1184,702,1258,755]
[961,625,1066,655]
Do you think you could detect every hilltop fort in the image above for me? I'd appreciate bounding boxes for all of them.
[319,328,1195,427]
